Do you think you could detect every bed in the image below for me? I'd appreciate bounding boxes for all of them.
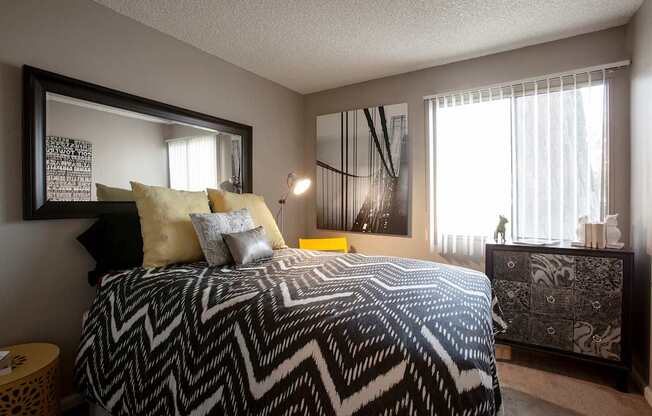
[74,248,504,415]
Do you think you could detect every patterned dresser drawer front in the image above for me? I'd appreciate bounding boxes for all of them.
[574,257,623,293]
[574,290,622,323]
[573,320,621,361]
[494,251,530,282]
[497,311,529,343]
[529,315,573,351]
[531,285,574,318]
[530,254,575,287]
[494,280,530,312]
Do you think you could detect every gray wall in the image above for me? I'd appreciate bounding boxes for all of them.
[47,100,169,198]
[304,27,631,270]
[0,0,306,396]
[627,0,652,388]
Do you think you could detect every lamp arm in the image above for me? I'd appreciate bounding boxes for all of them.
[275,188,291,222]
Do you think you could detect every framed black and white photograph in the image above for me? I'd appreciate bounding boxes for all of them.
[316,103,409,235]
[45,136,93,201]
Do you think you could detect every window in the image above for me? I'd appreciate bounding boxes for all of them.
[428,69,614,256]
[168,135,218,191]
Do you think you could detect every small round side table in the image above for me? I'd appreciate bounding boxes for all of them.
[0,343,60,415]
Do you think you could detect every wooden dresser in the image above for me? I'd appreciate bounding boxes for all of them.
[486,243,633,390]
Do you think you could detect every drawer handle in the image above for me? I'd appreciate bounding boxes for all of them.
[546,327,556,335]
[591,301,601,310]
[507,290,515,299]
[507,260,516,270]
[546,295,556,304]
[592,335,603,343]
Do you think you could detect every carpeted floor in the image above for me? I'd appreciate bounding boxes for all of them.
[498,361,652,416]
[502,387,583,416]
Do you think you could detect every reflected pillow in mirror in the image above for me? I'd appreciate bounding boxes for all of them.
[190,209,255,266]
[223,226,273,265]
[96,183,134,201]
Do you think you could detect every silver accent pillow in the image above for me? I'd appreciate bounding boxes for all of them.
[223,226,273,265]
[190,209,255,266]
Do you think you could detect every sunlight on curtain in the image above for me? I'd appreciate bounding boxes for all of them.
[513,81,607,240]
[429,70,610,257]
[434,94,512,257]
[168,135,218,191]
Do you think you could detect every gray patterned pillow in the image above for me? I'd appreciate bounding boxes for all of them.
[190,209,255,266]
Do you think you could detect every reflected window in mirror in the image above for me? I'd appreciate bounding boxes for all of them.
[166,131,243,193]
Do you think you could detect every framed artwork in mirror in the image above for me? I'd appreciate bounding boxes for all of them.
[23,65,252,220]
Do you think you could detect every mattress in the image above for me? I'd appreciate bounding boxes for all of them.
[75,248,504,415]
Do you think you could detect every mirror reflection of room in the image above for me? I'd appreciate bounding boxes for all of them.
[44,92,242,202]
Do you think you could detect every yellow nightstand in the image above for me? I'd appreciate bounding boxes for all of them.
[0,343,60,415]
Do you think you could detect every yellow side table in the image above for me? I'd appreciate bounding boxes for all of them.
[0,343,60,415]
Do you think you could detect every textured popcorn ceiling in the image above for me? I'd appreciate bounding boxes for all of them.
[94,0,642,94]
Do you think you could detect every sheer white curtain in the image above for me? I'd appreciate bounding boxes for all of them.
[513,76,608,240]
[168,135,218,191]
[428,69,611,257]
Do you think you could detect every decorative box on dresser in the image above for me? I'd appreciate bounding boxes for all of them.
[486,243,633,391]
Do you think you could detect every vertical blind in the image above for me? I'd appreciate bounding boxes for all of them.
[427,64,624,257]
[168,135,218,191]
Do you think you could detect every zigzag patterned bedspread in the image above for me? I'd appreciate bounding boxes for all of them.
[75,248,503,415]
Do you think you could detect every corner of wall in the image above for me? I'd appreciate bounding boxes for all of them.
[627,0,652,391]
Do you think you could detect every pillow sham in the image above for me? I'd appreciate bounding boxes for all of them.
[223,226,273,265]
[190,209,255,266]
[131,181,211,267]
[76,212,143,285]
[207,189,286,249]
[96,183,134,201]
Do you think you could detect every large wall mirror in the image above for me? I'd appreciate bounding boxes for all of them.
[23,66,252,219]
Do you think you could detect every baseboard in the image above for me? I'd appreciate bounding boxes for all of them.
[61,393,84,411]
[632,367,648,393]
[645,386,652,408]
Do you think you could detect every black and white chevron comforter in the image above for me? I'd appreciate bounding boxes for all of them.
[75,249,503,415]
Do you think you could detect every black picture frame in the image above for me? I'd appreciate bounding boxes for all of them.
[23,65,253,220]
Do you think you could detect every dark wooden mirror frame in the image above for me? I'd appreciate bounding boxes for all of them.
[23,65,253,220]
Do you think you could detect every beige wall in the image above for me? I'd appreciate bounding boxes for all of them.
[628,0,652,389]
[304,27,631,271]
[0,0,306,396]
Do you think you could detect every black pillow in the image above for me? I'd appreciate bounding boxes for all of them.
[77,212,143,285]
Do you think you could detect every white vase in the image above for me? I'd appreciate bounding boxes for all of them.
[606,214,622,247]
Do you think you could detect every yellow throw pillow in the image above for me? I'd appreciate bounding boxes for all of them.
[207,189,287,249]
[96,183,134,201]
[131,182,211,267]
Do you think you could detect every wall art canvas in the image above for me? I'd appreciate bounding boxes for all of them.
[316,103,409,235]
[45,136,93,201]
